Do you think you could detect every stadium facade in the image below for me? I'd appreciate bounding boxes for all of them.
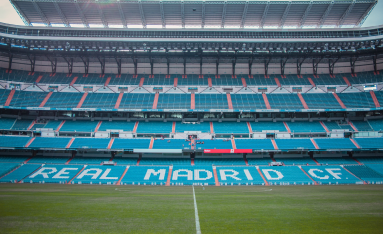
[0,0,383,186]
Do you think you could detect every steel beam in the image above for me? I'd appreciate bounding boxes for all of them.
[313,57,323,76]
[47,56,57,74]
[328,57,340,75]
[280,57,288,76]
[98,57,105,75]
[9,0,31,26]
[264,57,271,77]
[318,0,334,28]
[74,2,89,28]
[183,55,187,75]
[279,1,291,28]
[53,2,70,27]
[260,1,270,28]
[32,1,51,26]
[299,0,313,28]
[337,0,356,27]
[240,1,249,28]
[27,54,35,73]
[221,1,227,28]
[81,56,89,75]
[297,58,305,76]
[372,55,377,73]
[355,1,376,27]
[201,1,206,28]
[116,58,122,75]
[350,56,358,75]
[133,57,138,75]
[232,52,237,76]
[138,0,147,28]
[181,1,185,28]
[97,4,109,28]
[160,1,166,29]
[117,2,128,28]
[8,53,13,71]
[248,57,253,76]
[63,57,73,74]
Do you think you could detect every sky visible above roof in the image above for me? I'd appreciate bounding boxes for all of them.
[0,0,381,28]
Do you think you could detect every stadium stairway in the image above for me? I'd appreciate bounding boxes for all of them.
[332,92,346,108]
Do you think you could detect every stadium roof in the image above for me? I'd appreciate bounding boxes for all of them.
[10,0,377,29]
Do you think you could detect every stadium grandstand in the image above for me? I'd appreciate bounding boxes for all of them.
[1,0,383,233]
[0,0,382,188]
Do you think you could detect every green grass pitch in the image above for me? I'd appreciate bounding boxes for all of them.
[0,184,382,233]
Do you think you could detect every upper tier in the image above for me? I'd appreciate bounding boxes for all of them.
[1,68,382,87]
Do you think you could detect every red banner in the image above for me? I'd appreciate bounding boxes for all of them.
[203,149,253,154]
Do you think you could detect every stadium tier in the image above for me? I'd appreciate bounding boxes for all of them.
[3,163,383,186]
[1,89,383,111]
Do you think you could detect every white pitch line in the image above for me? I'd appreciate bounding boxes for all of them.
[192,186,202,234]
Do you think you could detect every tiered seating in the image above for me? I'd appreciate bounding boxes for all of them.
[44,92,84,108]
[366,164,383,176]
[118,93,155,109]
[354,138,383,149]
[38,73,73,84]
[314,138,356,149]
[211,75,241,86]
[247,158,273,165]
[0,156,29,163]
[30,122,47,130]
[157,94,191,109]
[217,167,265,185]
[351,120,373,131]
[120,166,169,185]
[235,139,274,150]
[213,122,249,134]
[194,158,245,166]
[108,75,140,85]
[323,121,353,131]
[29,137,71,148]
[81,93,119,108]
[368,119,383,131]
[143,75,173,86]
[274,139,316,150]
[175,122,210,133]
[250,122,287,132]
[0,163,20,177]
[343,165,383,183]
[70,138,110,149]
[267,94,303,109]
[111,139,150,149]
[315,157,357,165]
[170,166,216,185]
[278,75,311,85]
[113,157,138,165]
[43,120,63,130]
[194,139,232,149]
[0,89,11,105]
[286,121,325,133]
[140,158,190,165]
[245,75,277,86]
[177,75,208,86]
[0,118,16,130]
[11,119,33,130]
[337,92,376,108]
[0,164,41,182]
[136,122,172,134]
[60,120,98,132]
[9,91,46,107]
[27,156,70,164]
[276,157,316,165]
[301,166,361,184]
[74,74,108,85]
[0,136,31,148]
[314,76,345,85]
[355,157,383,164]
[375,92,383,107]
[98,121,136,131]
[195,94,227,109]
[301,93,341,109]
[26,165,83,183]
[69,156,110,164]
[0,68,37,83]
[230,94,266,109]
[260,166,313,185]
[152,139,191,149]
[71,165,126,184]
[347,72,382,85]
